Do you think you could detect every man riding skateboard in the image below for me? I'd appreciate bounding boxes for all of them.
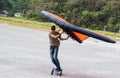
[49,25,69,74]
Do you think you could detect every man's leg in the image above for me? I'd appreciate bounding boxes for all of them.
[50,46,58,67]
[54,46,62,71]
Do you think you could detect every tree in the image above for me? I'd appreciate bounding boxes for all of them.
[0,0,12,12]
[2,0,119,32]
[103,0,120,32]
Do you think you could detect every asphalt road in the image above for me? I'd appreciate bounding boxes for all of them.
[0,23,120,78]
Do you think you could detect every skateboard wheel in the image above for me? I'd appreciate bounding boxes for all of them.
[59,71,62,76]
[51,68,54,75]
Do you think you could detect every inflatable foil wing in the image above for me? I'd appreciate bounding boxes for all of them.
[41,11,116,44]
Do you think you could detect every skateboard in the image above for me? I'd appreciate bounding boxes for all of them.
[51,68,62,76]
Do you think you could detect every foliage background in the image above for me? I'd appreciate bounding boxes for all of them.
[0,0,120,32]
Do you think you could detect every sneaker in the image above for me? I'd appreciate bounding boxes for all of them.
[55,68,62,71]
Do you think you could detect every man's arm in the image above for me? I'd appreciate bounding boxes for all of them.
[59,35,69,40]
[51,34,60,39]
[57,29,69,40]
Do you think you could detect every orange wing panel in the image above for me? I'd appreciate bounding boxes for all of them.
[72,31,89,41]
[49,12,69,24]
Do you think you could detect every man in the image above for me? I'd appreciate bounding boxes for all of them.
[49,25,69,71]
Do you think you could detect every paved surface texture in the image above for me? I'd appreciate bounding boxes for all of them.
[0,23,120,78]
